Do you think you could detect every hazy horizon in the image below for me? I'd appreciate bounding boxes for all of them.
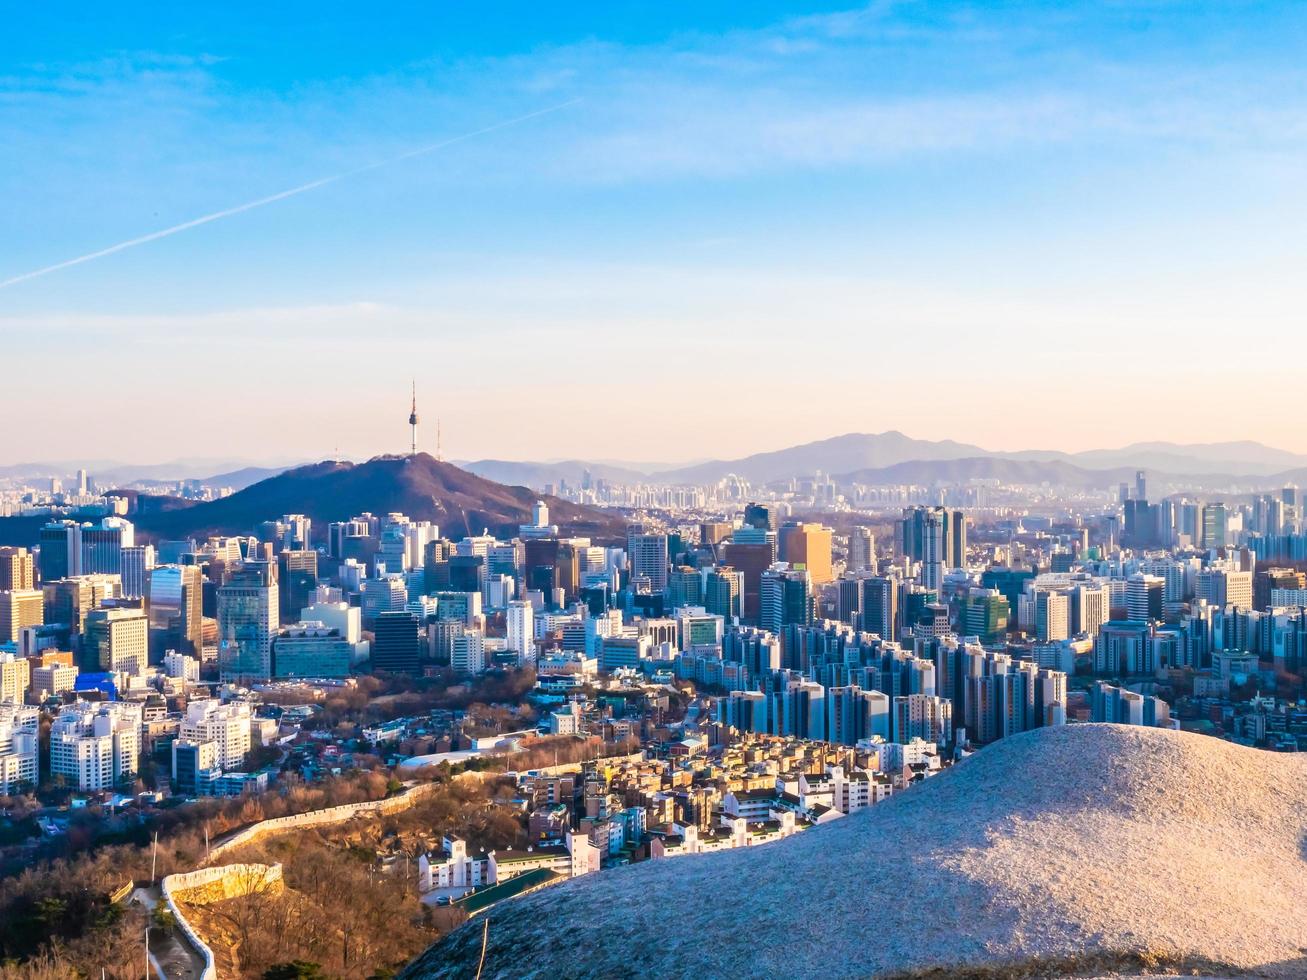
[6,428,1307,478]
[5,1,1307,461]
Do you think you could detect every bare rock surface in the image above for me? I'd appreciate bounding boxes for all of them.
[402,724,1307,979]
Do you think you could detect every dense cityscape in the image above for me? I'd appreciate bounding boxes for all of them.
[8,1,1307,976]
[1,421,1306,975]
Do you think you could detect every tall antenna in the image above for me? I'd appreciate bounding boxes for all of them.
[408,379,419,455]
[436,417,443,462]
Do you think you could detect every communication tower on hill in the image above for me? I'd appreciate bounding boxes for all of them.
[408,379,419,455]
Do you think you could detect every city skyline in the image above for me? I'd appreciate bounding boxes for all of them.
[6,1,1307,460]
[8,5,1307,978]
[6,424,1307,480]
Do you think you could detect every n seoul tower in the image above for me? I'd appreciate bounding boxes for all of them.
[408,380,419,455]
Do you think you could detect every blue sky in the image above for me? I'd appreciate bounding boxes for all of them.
[3,2,1306,464]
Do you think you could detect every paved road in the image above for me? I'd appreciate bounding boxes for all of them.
[131,885,208,980]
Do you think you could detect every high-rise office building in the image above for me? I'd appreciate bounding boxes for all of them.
[148,564,204,659]
[217,561,279,683]
[450,628,486,674]
[1201,503,1229,549]
[270,623,353,678]
[860,577,898,641]
[119,544,155,600]
[899,506,967,588]
[700,521,733,547]
[1255,568,1307,610]
[1194,567,1253,609]
[1126,573,1165,622]
[703,567,743,622]
[763,567,810,637]
[1071,583,1111,636]
[628,531,669,594]
[38,521,82,581]
[778,522,834,584]
[1034,589,1070,642]
[760,567,813,633]
[362,575,409,628]
[0,589,44,644]
[848,527,875,572]
[836,577,863,627]
[277,549,319,621]
[373,610,421,674]
[84,607,149,674]
[960,588,1009,645]
[506,600,535,665]
[743,503,779,532]
[171,740,220,795]
[327,518,373,560]
[0,652,31,703]
[721,530,776,625]
[80,517,135,577]
[665,567,704,610]
[0,548,35,591]
[42,576,118,639]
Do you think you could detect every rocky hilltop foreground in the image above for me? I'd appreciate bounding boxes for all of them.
[403,725,1307,979]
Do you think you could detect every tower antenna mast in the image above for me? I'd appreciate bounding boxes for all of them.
[408,379,419,455]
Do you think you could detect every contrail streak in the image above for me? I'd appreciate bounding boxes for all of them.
[0,100,580,291]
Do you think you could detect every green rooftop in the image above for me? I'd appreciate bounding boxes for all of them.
[457,868,564,915]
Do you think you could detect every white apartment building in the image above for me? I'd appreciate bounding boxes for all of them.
[488,832,601,882]
[418,836,491,893]
[50,700,143,791]
[506,600,535,665]
[180,699,252,771]
[451,629,487,674]
[163,651,201,682]
[0,702,39,794]
[830,765,893,813]
[651,811,801,857]
[550,701,584,735]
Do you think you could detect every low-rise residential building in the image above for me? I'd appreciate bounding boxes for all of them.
[418,837,492,894]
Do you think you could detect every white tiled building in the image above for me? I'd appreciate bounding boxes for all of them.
[0,702,39,794]
[418,833,601,894]
[30,663,78,700]
[180,699,252,771]
[418,837,492,894]
[50,700,142,791]
[0,653,30,703]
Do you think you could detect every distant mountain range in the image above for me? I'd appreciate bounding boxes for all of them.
[0,454,625,547]
[0,458,302,488]
[6,434,1307,500]
[458,459,649,487]
[467,432,1307,489]
[136,465,292,492]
